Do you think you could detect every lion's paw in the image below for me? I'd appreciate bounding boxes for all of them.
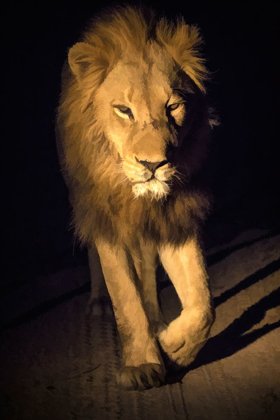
[116,363,166,391]
[158,310,213,366]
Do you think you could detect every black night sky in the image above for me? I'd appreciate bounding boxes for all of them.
[3,0,280,290]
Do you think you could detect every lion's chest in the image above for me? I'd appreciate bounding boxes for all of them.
[105,193,200,246]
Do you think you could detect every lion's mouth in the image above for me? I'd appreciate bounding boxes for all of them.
[131,174,156,185]
[122,160,176,199]
[131,178,170,199]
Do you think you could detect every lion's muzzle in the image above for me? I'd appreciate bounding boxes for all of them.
[122,155,177,200]
[135,157,169,174]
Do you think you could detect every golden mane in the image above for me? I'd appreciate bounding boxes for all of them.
[57,5,212,247]
[69,6,207,93]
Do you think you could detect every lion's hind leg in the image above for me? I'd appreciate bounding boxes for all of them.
[86,245,110,315]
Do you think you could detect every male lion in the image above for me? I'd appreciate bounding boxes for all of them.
[56,5,216,391]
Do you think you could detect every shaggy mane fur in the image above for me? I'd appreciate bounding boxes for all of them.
[56,5,213,248]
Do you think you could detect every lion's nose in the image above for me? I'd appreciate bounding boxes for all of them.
[138,159,168,173]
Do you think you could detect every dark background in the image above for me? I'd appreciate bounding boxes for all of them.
[3,0,279,293]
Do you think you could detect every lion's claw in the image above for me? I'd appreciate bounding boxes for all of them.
[116,363,166,391]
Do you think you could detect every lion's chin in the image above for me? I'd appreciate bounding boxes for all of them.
[132,179,170,200]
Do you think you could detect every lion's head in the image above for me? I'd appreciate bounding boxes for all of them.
[60,6,214,203]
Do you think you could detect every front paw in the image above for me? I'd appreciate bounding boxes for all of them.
[158,309,214,366]
[116,363,166,391]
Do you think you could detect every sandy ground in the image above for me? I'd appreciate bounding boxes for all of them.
[1,229,280,419]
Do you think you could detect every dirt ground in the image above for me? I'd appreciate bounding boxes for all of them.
[1,229,280,419]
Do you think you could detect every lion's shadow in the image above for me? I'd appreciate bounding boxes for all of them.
[163,259,280,385]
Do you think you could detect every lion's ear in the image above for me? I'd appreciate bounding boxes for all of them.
[68,42,97,81]
[157,21,208,92]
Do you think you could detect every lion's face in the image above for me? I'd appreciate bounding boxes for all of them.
[94,43,200,200]
[65,9,210,201]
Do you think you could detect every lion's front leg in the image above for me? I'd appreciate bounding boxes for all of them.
[95,239,165,390]
[158,237,215,367]
[132,240,167,336]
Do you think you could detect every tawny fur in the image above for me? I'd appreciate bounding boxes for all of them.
[56,5,216,391]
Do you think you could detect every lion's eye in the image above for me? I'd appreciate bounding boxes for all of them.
[117,106,130,113]
[168,103,183,112]
[113,105,134,120]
